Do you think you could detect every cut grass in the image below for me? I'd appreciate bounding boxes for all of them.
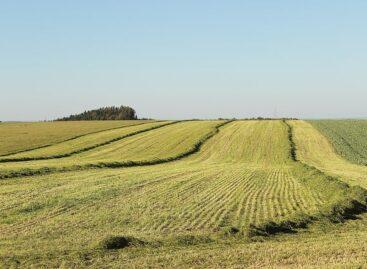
[0,120,226,178]
[1,120,367,268]
[0,121,171,162]
[290,120,367,188]
[0,120,150,156]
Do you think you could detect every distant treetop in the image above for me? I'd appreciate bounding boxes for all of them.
[56,106,138,121]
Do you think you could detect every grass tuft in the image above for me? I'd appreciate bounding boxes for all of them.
[99,236,145,250]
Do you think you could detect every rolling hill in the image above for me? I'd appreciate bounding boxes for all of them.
[1,119,367,268]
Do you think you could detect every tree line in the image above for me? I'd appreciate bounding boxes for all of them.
[56,106,138,121]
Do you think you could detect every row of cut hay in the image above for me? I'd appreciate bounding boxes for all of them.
[240,121,367,238]
[0,120,233,180]
[0,121,176,163]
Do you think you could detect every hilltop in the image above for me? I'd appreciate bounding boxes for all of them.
[56,105,137,121]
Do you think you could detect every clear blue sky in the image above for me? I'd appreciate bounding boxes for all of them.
[1,1,366,120]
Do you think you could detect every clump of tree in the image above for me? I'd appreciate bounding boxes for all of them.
[57,106,137,121]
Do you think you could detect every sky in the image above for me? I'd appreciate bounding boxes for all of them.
[1,1,367,121]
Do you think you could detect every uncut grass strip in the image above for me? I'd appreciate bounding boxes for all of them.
[315,121,367,165]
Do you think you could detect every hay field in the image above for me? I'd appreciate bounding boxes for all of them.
[290,120,367,188]
[1,120,367,268]
[0,120,151,156]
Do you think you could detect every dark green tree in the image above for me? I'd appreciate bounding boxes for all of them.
[57,106,138,121]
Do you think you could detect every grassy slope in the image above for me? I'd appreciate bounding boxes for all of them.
[290,120,367,188]
[0,121,223,176]
[0,121,168,161]
[309,120,367,165]
[188,120,290,165]
[73,216,367,269]
[2,120,365,268]
[0,120,151,156]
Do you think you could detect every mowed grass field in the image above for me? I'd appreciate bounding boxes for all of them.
[0,120,152,156]
[0,121,170,161]
[1,119,367,268]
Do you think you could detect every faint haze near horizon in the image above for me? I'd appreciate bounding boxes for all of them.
[1,1,367,121]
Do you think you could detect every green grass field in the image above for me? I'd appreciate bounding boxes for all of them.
[309,120,367,165]
[1,120,367,268]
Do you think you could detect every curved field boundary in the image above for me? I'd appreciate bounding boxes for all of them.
[247,120,367,238]
[0,121,175,163]
[290,120,367,188]
[0,120,233,179]
[0,121,155,158]
[310,121,367,166]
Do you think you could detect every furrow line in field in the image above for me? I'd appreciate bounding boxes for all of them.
[238,173,263,227]
[269,170,283,222]
[253,170,273,225]
[158,169,247,232]
[204,170,259,229]
[194,169,250,229]
[152,171,236,232]
[187,169,257,230]
[234,170,259,227]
